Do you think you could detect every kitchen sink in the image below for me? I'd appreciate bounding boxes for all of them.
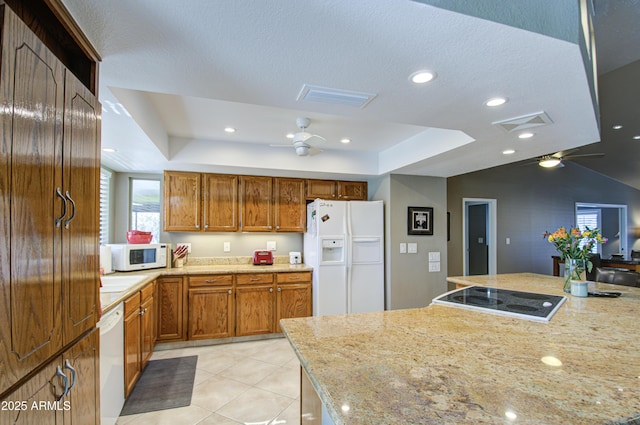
[100,275,147,293]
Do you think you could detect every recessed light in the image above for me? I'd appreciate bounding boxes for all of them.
[485,97,507,107]
[634,135,640,140]
[612,125,623,130]
[340,138,351,144]
[102,148,116,153]
[224,127,236,133]
[502,149,515,155]
[518,132,534,139]
[286,133,295,139]
[409,71,436,84]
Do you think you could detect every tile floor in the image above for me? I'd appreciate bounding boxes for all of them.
[116,337,301,425]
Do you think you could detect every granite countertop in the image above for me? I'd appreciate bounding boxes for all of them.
[99,261,312,314]
[280,273,640,425]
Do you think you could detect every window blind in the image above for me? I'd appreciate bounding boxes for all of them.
[100,168,112,245]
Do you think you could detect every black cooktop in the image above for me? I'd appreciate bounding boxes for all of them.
[432,286,566,322]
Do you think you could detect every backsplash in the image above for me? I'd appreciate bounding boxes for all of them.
[182,255,292,266]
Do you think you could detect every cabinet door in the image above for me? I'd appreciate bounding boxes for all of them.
[274,178,306,232]
[240,176,273,231]
[235,284,275,336]
[123,293,141,398]
[276,272,312,332]
[337,181,368,200]
[163,171,201,231]
[156,276,186,342]
[188,287,234,339]
[306,179,336,200]
[0,7,65,393]
[140,283,155,368]
[62,70,100,344]
[0,358,65,425]
[62,329,100,425]
[203,173,238,232]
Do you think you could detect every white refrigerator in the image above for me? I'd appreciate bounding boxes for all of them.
[304,199,384,316]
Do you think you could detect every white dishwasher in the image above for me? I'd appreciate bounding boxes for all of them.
[98,303,125,425]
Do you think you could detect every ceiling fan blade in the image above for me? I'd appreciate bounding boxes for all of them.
[551,148,580,158]
[269,144,293,148]
[564,153,605,159]
[308,146,323,156]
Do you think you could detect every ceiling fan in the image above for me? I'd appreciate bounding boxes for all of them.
[535,148,605,168]
[271,117,326,156]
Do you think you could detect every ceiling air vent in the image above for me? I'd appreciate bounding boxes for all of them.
[297,84,377,109]
[493,111,553,133]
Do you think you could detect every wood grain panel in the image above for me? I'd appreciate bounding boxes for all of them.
[62,70,99,344]
[277,272,312,283]
[63,328,100,425]
[189,274,233,287]
[123,300,141,398]
[156,276,186,341]
[276,283,312,332]
[306,179,336,199]
[0,6,65,393]
[240,175,272,231]
[235,284,274,336]
[163,171,201,231]
[338,181,368,200]
[236,273,273,285]
[188,287,234,340]
[274,178,305,232]
[203,173,238,232]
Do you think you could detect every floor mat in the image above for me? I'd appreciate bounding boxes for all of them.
[120,355,198,416]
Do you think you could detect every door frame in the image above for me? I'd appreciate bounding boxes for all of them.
[575,202,628,256]
[462,198,497,276]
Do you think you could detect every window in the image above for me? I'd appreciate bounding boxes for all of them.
[130,179,161,243]
[99,168,112,245]
[576,208,601,254]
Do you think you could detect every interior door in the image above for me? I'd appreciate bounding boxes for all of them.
[468,204,488,275]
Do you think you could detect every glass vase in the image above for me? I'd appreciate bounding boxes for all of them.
[564,258,585,293]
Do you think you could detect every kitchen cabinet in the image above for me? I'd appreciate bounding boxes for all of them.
[240,176,273,231]
[0,328,100,425]
[274,178,306,232]
[235,273,275,336]
[203,173,239,231]
[157,276,187,342]
[188,275,234,339]
[123,280,155,397]
[306,179,368,200]
[0,4,100,397]
[163,171,202,231]
[276,272,312,332]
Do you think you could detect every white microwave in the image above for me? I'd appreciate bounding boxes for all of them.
[108,243,168,272]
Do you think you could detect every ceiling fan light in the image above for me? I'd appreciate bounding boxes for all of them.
[539,157,561,168]
[295,145,310,156]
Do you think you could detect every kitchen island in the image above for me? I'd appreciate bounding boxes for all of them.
[280,273,640,424]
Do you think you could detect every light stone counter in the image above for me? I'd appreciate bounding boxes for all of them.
[280,273,640,424]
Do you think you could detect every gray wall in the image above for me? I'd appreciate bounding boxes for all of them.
[447,162,640,277]
[372,174,448,310]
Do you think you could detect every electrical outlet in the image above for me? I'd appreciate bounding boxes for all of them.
[400,243,407,254]
[408,243,418,254]
[267,241,277,251]
[223,242,231,252]
[178,243,191,253]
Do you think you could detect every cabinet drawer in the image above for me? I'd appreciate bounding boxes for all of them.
[141,281,154,301]
[236,273,273,285]
[124,292,141,317]
[277,272,311,283]
[189,274,233,287]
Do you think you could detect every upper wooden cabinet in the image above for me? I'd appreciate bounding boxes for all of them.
[0,6,100,396]
[274,178,306,232]
[163,171,239,232]
[306,179,368,200]
[240,175,273,231]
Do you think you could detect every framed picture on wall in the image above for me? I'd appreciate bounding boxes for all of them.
[408,206,433,235]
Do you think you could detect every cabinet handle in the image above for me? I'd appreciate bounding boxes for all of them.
[204,224,209,229]
[63,359,77,395]
[54,365,68,401]
[63,190,76,229]
[269,287,273,293]
[205,279,218,283]
[140,307,148,316]
[195,224,200,229]
[268,225,272,229]
[250,277,262,281]
[290,276,300,280]
[228,289,232,295]
[55,187,67,228]
[277,287,282,292]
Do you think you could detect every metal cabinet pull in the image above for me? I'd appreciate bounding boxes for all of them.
[269,287,273,293]
[204,279,218,283]
[228,289,232,295]
[250,277,262,281]
[53,365,68,401]
[277,287,282,292]
[63,359,77,395]
[63,190,76,228]
[55,187,67,228]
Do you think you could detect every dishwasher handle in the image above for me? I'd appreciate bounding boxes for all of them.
[98,304,123,334]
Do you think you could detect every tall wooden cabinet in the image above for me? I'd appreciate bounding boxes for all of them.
[240,176,273,231]
[0,1,100,406]
[274,178,306,232]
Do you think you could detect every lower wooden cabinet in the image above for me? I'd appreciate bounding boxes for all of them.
[0,329,99,425]
[276,272,312,332]
[123,280,156,397]
[156,276,186,342]
[236,273,275,336]
[188,275,234,339]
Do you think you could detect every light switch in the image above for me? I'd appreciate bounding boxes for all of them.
[429,262,441,272]
[400,243,407,254]
[408,243,418,254]
[428,252,440,262]
[267,241,277,251]
[478,237,484,244]
[506,237,511,245]
[223,242,231,252]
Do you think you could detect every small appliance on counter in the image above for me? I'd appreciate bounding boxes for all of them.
[108,243,168,271]
[253,249,274,265]
[289,251,302,265]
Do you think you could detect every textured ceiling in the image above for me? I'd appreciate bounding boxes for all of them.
[58,0,636,187]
